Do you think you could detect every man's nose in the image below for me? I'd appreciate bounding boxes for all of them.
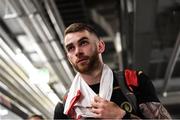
[75,47,83,57]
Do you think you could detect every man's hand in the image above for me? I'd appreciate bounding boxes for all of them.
[91,96,126,119]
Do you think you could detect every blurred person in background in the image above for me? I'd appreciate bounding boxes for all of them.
[54,23,171,119]
[27,114,44,120]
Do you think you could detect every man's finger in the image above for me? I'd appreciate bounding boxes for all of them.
[94,96,105,103]
[91,101,99,108]
[90,107,102,118]
[91,107,100,114]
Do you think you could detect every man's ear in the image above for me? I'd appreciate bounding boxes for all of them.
[98,39,105,53]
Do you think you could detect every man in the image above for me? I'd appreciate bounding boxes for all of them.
[54,23,171,119]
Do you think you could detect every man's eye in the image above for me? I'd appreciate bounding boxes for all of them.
[80,41,88,46]
[67,46,74,52]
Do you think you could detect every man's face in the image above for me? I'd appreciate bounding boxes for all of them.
[64,30,100,73]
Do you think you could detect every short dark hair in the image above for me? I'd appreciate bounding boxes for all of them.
[64,23,100,39]
[28,114,44,120]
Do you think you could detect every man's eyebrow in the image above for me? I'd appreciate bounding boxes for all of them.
[65,36,88,48]
[65,43,72,49]
[78,37,88,42]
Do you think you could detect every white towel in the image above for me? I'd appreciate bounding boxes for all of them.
[64,64,114,118]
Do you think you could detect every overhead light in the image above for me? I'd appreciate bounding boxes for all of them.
[29,52,41,63]
[0,37,15,58]
[15,52,50,84]
[163,92,167,97]
[16,35,48,62]
[4,13,18,19]
[127,0,134,13]
[0,109,8,116]
[115,32,122,52]
[0,37,35,75]
[38,84,60,104]
[29,68,50,84]
[3,0,18,19]
[61,59,74,81]
[15,48,22,54]
[15,52,36,75]
[52,82,67,96]
[15,52,49,84]
[47,92,60,105]
[51,41,64,59]
[17,35,34,53]
[0,81,9,91]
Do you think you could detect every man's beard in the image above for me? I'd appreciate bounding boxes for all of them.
[73,50,100,74]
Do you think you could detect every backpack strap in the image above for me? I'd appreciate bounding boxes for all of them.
[114,70,138,113]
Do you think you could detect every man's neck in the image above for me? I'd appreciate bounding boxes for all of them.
[80,64,104,85]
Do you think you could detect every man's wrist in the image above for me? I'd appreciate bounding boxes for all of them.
[116,108,126,119]
[122,111,131,119]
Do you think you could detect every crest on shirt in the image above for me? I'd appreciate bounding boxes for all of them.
[121,101,132,112]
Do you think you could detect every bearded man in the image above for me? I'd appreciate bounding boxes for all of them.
[54,23,171,119]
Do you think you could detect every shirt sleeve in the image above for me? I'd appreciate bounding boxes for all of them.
[53,102,68,119]
[135,72,160,104]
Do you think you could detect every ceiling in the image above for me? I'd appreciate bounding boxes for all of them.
[0,0,180,119]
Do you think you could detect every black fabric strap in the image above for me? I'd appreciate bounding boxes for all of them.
[122,111,131,119]
[114,71,138,113]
